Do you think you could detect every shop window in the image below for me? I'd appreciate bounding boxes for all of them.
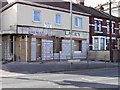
[53,37,62,53]
[74,40,82,51]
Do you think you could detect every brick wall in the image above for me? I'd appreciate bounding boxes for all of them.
[113,50,120,61]
[88,50,110,61]
[88,50,120,61]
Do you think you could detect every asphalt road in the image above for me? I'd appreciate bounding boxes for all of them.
[1,67,119,89]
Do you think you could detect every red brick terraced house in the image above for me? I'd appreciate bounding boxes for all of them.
[78,3,119,50]
[75,1,120,61]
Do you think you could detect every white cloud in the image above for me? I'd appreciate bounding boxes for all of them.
[84,0,109,7]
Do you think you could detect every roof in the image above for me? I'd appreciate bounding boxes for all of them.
[35,2,89,14]
[0,1,8,9]
[35,2,118,21]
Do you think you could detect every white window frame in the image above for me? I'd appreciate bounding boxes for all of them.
[55,14,61,25]
[32,9,41,22]
[112,23,115,34]
[74,17,82,28]
[92,36,106,50]
[94,20,102,32]
[98,21,102,32]
[94,20,98,31]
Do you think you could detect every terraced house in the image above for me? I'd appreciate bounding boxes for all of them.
[70,2,119,61]
[1,0,90,62]
[82,6,120,61]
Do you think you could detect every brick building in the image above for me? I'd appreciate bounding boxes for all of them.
[1,0,90,62]
[1,0,119,62]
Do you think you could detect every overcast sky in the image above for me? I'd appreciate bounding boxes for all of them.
[84,0,109,7]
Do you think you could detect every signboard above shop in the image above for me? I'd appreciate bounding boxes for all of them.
[17,27,52,36]
[65,31,80,37]
[17,27,89,39]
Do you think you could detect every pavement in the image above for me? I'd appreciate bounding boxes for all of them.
[0,60,119,78]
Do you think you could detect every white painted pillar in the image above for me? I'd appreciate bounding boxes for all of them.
[13,36,15,62]
[26,35,28,62]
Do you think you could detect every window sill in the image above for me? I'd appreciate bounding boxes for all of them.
[112,33,115,35]
[74,26,82,29]
[94,31,103,33]
[32,20,40,23]
[55,23,61,26]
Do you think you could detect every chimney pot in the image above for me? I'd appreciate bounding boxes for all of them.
[76,0,85,5]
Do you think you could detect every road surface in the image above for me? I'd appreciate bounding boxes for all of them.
[1,67,119,89]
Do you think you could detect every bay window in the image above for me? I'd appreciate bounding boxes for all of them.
[92,36,106,50]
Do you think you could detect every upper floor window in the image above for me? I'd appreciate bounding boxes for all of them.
[112,23,115,34]
[98,21,102,31]
[94,20,102,32]
[74,17,82,28]
[33,10,40,22]
[94,20,98,31]
[56,14,61,25]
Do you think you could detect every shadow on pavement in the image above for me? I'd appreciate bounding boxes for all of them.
[2,76,119,89]
[55,80,119,89]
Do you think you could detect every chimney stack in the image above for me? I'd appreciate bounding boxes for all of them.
[76,0,85,5]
